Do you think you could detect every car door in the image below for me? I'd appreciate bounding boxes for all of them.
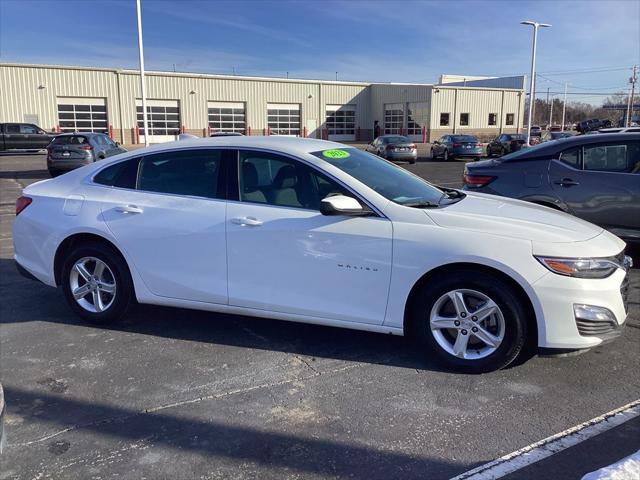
[4,124,25,149]
[20,124,50,149]
[226,149,393,325]
[549,141,640,231]
[99,148,233,304]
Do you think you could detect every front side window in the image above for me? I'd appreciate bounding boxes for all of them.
[138,150,224,199]
[506,113,515,126]
[559,148,580,168]
[311,148,444,207]
[460,113,470,126]
[239,151,352,210]
[20,124,38,134]
[583,143,639,173]
[239,151,348,210]
[440,113,450,126]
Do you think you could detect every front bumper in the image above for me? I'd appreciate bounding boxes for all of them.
[532,267,629,349]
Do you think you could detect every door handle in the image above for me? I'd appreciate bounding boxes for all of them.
[554,178,580,187]
[115,205,143,214]
[231,216,263,227]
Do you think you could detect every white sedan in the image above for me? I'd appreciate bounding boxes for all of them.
[13,137,631,372]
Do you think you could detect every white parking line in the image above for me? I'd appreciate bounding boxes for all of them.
[451,399,640,480]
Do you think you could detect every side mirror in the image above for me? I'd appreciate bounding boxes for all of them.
[320,195,366,216]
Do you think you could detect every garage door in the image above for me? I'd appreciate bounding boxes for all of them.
[267,103,300,136]
[326,105,356,141]
[57,98,108,134]
[208,101,246,134]
[136,99,180,143]
[384,103,404,135]
[407,102,429,142]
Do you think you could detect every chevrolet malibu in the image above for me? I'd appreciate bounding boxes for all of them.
[13,137,631,372]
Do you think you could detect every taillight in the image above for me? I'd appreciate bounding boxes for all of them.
[409,144,416,149]
[463,174,495,188]
[16,196,32,216]
[453,143,462,147]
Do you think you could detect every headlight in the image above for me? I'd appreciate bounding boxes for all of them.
[535,256,622,278]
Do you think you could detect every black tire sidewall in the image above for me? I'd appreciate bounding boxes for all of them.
[61,242,133,324]
[410,271,527,373]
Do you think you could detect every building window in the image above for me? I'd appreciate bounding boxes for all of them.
[57,98,108,133]
[407,102,429,136]
[488,113,497,126]
[267,103,300,136]
[384,103,404,134]
[136,100,180,137]
[440,113,450,126]
[208,102,246,134]
[326,105,356,139]
[506,113,515,126]
[460,113,470,126]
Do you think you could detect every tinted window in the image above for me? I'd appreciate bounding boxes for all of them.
[451,135,478,142]
[239,151,348,210]
[460,113,469,126]
[51,135,88,145]
[20,124,38,134]
[138,150,223,199]
[488,113,497,126]
[6,124,20,134]
[311,148,444,206]
[583,143,639,173]
[94,158,139,189]
[559,148,580,168]
[440,113,450,126]
[382,136,409,144]
[506,113,515,126]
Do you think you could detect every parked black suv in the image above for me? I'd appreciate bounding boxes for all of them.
[463,133,640,242]
[0,123,58,152]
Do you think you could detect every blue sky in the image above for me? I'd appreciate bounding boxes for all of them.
[1,0,638,104]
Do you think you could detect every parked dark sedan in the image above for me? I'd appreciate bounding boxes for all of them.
[462,133,640,242]
[430,134,483,161]
[486,133,527,156]
[366,135,417,163]
[47,133,126,177]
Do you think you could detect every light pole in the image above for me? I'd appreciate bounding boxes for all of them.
[561,82,568,132]
[521,20,551,145]
[136,0,149,147]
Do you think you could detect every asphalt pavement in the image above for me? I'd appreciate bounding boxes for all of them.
[1,152,638,480]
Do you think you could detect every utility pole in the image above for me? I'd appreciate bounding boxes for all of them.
[136,0,149,147]
[627,65,637,127]
[546,87,550,129]
[549,93,554,129]
[561,82,568,131]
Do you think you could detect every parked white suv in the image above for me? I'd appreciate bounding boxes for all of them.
[13,137,631,372]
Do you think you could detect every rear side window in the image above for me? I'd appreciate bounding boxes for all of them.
[94,158,140,189]
[559,148,580,168]
[137,150,224,199]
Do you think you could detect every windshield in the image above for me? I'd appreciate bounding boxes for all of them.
[382,136,409,144]
[311,148,446,206]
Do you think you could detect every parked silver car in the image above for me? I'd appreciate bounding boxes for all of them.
[46,133,126,177]
[366,135,417,163]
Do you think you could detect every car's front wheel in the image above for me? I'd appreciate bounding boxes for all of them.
[61,241,134,324]
[409,270,528,372]
[443,149,449,161]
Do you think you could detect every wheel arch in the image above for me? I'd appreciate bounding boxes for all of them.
[53,232,128,286]
[403,262,539,349]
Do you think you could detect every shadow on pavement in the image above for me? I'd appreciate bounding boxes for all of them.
[3,386,475,479]
[0,169,50,180]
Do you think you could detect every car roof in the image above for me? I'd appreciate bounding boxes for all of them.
[55,132,103,137]
[504,133,640,159]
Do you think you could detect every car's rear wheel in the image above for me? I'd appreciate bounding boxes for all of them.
[409,270,528,372]
[430,148,437,159]
[61,242,134,324]
[486,146,493,157]
[48,168,61,177]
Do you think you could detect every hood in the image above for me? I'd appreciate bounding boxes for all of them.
[426,191,603,243]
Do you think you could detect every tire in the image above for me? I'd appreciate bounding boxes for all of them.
[443,149,449,161]
[409,158,416,165]
[48,168,61,177]
[486,146,493,158]
[430,148,437,159]
[408,269,528,373]
[61,241,134,324]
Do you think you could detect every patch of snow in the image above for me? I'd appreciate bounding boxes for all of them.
[582,450,640,480]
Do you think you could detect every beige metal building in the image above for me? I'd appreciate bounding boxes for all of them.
[0,63,525,144]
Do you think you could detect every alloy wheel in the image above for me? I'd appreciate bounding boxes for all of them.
[69,256,117,313]
[429,289,505,360]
